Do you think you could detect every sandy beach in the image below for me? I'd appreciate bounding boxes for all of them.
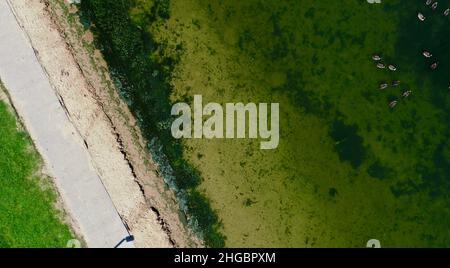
[1,0,200,247]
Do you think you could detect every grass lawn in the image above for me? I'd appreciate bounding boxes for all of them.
[0,92,74,247]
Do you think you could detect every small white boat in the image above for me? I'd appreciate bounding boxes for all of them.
[379,82,388,90]
[392,80,401,86]
[376,63,386,69]
[418,12,426,21]
[430,61,439,70]
[426,0,433,5]
[389,100,398,109]
[388,64,397,71]
[423,50,433,58]
[432,2,438,10]
[444,8,450,16]
[372,54,382,61]
[402,90,412,98]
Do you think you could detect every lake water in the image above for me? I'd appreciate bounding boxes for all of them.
[84,0,450,247]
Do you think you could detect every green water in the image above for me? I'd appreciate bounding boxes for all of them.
[82,0,450,247]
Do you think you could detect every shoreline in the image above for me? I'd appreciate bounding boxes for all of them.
[78,0,225,247]
[6,0,200,247]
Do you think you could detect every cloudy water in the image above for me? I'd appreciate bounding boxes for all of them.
[81,0,450,247]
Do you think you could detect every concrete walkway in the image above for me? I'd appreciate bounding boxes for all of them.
[0,0,133,248]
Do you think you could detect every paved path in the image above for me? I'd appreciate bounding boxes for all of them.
[0,0,133,248]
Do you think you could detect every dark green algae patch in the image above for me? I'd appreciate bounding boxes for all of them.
[79,0,449,247]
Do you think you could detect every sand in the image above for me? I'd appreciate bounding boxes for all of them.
[5,0,200,247]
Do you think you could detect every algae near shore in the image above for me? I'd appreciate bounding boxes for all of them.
[81,0,450,247]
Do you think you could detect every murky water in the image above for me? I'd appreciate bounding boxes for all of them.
[155,0,450,247]
[84,0,450,247]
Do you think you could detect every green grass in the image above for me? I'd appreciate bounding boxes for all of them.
[0,99,74,247]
